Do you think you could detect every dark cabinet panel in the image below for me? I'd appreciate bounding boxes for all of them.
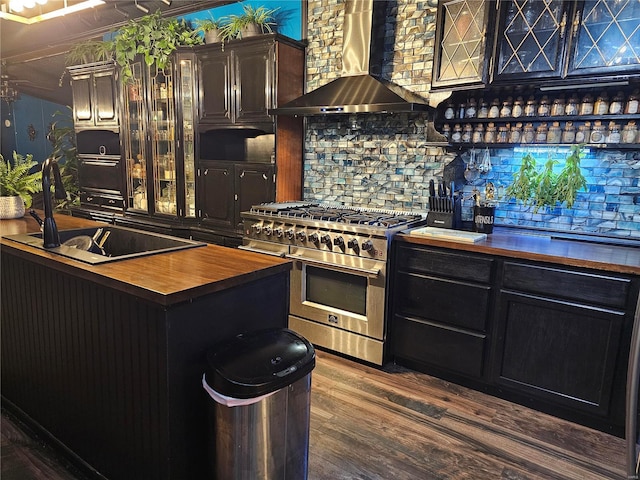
[395,272,491,332]
[234,164,275,230]
[234,43,274,124]
[198,49,232,124]
[69,62,119,130]
[199,162,234,230]
[78,156,122,193]
[392,315,486,378]
[502,261,632,308]
[495,291,624,415]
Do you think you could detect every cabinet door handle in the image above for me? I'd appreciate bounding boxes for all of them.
[240,171,245,178]
[572,10,581,38]
[559,11,568,38]
[262,174,267,180]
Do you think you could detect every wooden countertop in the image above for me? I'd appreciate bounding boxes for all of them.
[397,226,640,275]
[0,213,291,307]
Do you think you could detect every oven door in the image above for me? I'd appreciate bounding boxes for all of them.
[287,247,386,340]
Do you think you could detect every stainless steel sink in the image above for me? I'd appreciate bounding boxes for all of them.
[4,226,206,264]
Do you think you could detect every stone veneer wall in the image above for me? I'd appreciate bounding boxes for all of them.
[303,0,640,239]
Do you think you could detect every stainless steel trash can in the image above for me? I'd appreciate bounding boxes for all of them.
[203,328,316,480]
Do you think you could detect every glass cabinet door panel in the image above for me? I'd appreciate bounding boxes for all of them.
[494,0,566,80]
[150,65,177,216]
[179,58,196,218]
[570,0,640,73]
[124,61,148,212]
[433,0,490,88]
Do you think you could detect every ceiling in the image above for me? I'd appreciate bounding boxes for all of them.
[1,0,237,105]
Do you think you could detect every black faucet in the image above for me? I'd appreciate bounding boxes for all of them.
[41,157,66,248]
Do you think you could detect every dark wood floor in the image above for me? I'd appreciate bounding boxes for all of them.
[2,350,626,479]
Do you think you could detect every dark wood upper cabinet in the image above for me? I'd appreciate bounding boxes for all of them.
[69,61,119,131]
[492,0,640,83]
[431,0,494,90]
[197,48,232,124]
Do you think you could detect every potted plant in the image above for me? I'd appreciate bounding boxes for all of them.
[505,145,587,213]
[66,40,115,65]
[48,108,80,211]
[112,11,203,84]
[193,16,227,44]
[0,151,42,219]
[219,4,279,40]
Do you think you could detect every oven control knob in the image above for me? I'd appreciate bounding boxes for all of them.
[296,230,307,241]
[308,232,319,243]
[320,234,331,245]
[361,240,374,251]
[274,227,284,238]
[264,226,273,236]
[333,236,344,247]
[285,228,295,239]
[347,238,359,250]
[252,223,262,235]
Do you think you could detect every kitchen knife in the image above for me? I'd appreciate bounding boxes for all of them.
[429,179,436,198]
[437,181,444,198]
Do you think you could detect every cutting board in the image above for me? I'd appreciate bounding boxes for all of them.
[406,227,487,243]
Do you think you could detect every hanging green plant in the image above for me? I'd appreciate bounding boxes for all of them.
[505,145,587,212]
[113,11,203,84]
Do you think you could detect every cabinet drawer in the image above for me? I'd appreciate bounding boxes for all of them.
[396,244,494,283]
[502,261,631,309]
[80,191,124,211]
[395,271,491,331]
[392,315,486,378]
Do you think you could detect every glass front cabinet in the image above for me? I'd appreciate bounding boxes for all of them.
[432,0,495,89]
[493,0,640,82]
[122,56,196,219]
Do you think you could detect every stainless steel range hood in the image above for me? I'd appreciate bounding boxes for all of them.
[270,0,432,116]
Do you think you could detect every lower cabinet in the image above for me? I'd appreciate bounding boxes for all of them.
[198,161,275,234]
[390,241,639,435]
[77,155,125,211]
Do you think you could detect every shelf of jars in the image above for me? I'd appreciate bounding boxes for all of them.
[436,90,640,147]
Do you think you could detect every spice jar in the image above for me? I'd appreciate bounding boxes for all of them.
[444,102,456,120]
[462,123,473,143]
[509,123,523,143]
[551,97,565,116]
[565,96,579,116]
[625,90,639,114]
[575,122,591,143]
[590,121,606,144]
[488,98,500,118]
[622,121,638,143]
[522,123,535,143]
[535,123,548,143]
[465,98,477,118]
[537,96,551,116]
[512,97,524,118]
[594,93,609,115]
[580,94,594,115]
[500,98,513,118]
[477,99,489,118]
[547,122,562,143]
[442,124,451,141]
[451,124,463,143]
[525,96,537,117]
[497,125,509,143]
[472,124,484,143]
[562,121,576,143]
[609,92,624,115]
[484,122,497,143]
[458,101,467,119]
[608,122,621,143]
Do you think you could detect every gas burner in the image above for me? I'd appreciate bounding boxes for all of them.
[374,215,418,227]
[339,214,379,225]
[305,207,344,221]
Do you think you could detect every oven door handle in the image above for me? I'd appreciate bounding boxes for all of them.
[238,245,286,257]
[285,253,380,277]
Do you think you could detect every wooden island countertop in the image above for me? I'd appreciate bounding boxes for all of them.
[0,212,291,306]
[398,226,640,275]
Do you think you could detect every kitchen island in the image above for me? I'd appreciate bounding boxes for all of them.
[1,213,292,480]
[391,227,639,436]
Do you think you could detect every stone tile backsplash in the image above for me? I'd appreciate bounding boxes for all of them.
[303,0,640,239]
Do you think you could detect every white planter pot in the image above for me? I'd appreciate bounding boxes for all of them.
[240,23,262,38]
[0,195,25,219]
[204,30,221,44]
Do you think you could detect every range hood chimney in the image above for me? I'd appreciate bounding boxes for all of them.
[270,0,432,116]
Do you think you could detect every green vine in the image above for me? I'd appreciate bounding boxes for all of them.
[555,144,587,209]
[533,156,558,212]
[505,152,537,205]
[113,11,202,84]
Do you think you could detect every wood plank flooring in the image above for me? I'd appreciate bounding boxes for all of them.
[2,350,626,479]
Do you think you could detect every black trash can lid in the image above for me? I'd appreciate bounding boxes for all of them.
[205,328,316,399]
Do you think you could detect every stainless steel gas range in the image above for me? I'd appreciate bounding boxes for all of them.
[240,202,425,365]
